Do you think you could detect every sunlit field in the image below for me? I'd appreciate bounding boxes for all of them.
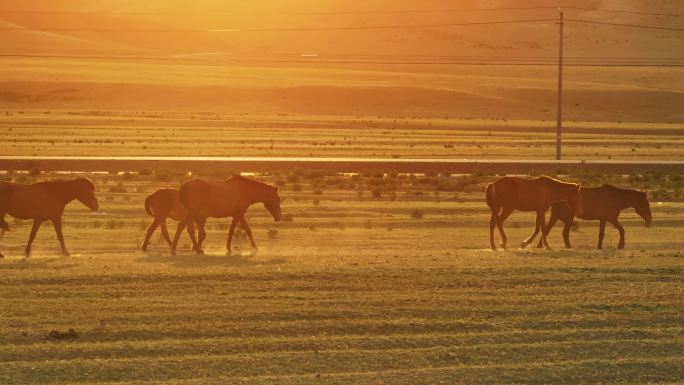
[1,170,683,384]
[2,0,684,383]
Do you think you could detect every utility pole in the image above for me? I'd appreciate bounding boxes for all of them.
[556,9,564,160]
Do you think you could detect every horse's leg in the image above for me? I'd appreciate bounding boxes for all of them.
[521,211,542,249]
[226,217,240,255]
[25,219,43,257]
[562,219,573,248]
[142,218,161,252]
[610,219,626,249]
[51,217,70,256]
[539,210,552,250]
[171,220,187,252]
[195,217,207,255]
[159,218,172,246]
[489,211,498,251]
[496,207,514,250]
[185,220,197,251]
[537,212,559,249]
[597,220,606,249]
[240,217,258,252]
[170,220,187,255]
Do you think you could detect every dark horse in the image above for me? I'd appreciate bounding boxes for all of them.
[536,184,652,249]
[486,176,583,250]
[171,175,282,255]
[0,178,99,257]
[141,188,197,252]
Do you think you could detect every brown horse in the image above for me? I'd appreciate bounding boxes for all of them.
[0,178,99,257]
[141,188,197,252]
[486,176,583,250]
[171,175,282,255]
[537,184,652,249]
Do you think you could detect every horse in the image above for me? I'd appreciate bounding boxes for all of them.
[537,184,652,249]
[141,188,197,252]
[171,175,282,255]
[485,176,583,251]
[0,178,99,257]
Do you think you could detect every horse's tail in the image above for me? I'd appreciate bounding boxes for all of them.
[485,183,496,208]
[485,182,501,216]
[0,218,11,233]
[144,194,154,216]
[0,182,13,232]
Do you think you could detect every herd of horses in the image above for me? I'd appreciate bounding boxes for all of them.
[0,174,651,258]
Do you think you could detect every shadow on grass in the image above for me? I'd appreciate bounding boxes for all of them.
[136,252,287,268]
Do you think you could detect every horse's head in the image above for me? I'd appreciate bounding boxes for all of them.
[634,191,652,227]
[263,185,282,222]
[566,183,584,216]
[75,178,99,211]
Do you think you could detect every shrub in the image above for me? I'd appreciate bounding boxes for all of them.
[411,209,425,219]
[267,229,279,239]
[282,213,294,222]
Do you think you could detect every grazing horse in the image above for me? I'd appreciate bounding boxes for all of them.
[172,175,282,255]
[486,176,583,250]
[538,184,652,249]
[0,178,99,257]
[141,188,197,252]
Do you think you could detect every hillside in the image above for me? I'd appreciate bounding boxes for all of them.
[0,0,681,122]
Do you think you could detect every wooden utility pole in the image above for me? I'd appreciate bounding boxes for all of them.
[556,9,564,160]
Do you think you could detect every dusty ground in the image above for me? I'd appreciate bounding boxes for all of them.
[0,171,682,384]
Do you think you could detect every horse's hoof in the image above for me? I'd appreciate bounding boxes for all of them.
[62,252,71,257]
[520,242,528,249]
[0,253,5,259]
[196,249,204,255]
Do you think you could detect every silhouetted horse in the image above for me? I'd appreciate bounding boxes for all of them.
[537,184,652,249]
[0,178,99,257]
[486,176,583,250]
[172,175,282,255]
[141,188,197,252]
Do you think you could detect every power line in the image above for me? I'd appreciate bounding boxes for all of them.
[566,18,684,32]
[0,6,681,17]
[0,18,557,33]
[1,53,682,67]
[0,6,562,16]
[565,6,684,18]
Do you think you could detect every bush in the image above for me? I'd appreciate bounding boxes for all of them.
[282,213,294,222]
[267,229,279,239]
[410,209,425,219]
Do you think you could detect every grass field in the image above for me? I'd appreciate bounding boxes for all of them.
[1,171,683,384]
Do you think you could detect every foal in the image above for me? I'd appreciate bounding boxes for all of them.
[141,188,197,252]
[539,184,652,249]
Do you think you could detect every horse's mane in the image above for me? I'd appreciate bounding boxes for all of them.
[227,175,273,189]
[599,184,644,196]
[41,178,94,189]
[538,175,577,187]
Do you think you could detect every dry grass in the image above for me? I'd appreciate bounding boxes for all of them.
[0,171,682,384]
